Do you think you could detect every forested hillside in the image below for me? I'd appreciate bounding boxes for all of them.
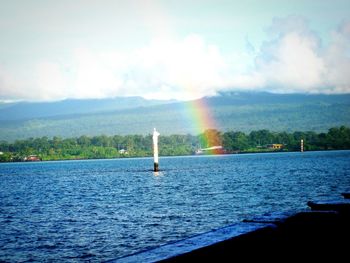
[0,92,349,141]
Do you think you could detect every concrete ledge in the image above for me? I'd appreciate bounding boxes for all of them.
[341,192,350,199]
[307,199,350,212]
[243,210,298,224]
[111,195,350,262]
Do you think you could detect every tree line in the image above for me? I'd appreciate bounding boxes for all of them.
[0,126,349,162]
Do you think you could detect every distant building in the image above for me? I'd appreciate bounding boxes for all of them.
[119,149,128,155]
[195,146,225,155]
[266,144,284,150]
[24,155,41,161]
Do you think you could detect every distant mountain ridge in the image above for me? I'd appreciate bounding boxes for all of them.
[0,92,349,141]
[0,97,174,121]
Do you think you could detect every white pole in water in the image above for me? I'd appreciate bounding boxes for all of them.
[153,128,160,171]
[301,139,304,152]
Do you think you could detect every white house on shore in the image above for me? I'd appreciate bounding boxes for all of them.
[119,149,128,155]
[195,146,224,155]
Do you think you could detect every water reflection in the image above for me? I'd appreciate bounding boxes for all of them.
[153,171,164,177]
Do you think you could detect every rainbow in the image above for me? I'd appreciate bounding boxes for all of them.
[186,98,217,136]
[185,97,223,154]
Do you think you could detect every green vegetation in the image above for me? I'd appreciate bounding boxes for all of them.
[0,92,349,141]
[0,126,349,162]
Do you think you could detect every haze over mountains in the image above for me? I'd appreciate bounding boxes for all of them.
[0,97,173,121]
[0,92,349,141]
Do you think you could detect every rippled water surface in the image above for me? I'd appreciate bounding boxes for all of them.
[1,151,350,262]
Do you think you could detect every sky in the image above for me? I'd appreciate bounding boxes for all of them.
[0,0,349,102]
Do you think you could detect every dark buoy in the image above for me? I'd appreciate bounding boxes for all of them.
[154,162,159,172]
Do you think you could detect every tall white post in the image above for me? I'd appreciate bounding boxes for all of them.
[301,139,304,152]
[153,128,160,171]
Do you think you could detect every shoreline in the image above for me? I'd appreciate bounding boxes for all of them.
[1,148,349,164]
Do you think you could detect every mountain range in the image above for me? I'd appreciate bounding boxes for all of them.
[0,92,349,141]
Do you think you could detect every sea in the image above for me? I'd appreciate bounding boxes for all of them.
[1,150,350,262]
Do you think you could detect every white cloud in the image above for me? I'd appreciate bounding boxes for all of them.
[0,17,350,102]
[71,48,124,99]
[35,62,69,100]
[243,16,350,94]
[255,31,325,92]
[130,35,228,100]
[1,62,68,101]
[323,20,350,93]
[0,35,230,101]
[0,66,30,101]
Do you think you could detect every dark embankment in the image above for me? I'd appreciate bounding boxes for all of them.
[112,193,350,262]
